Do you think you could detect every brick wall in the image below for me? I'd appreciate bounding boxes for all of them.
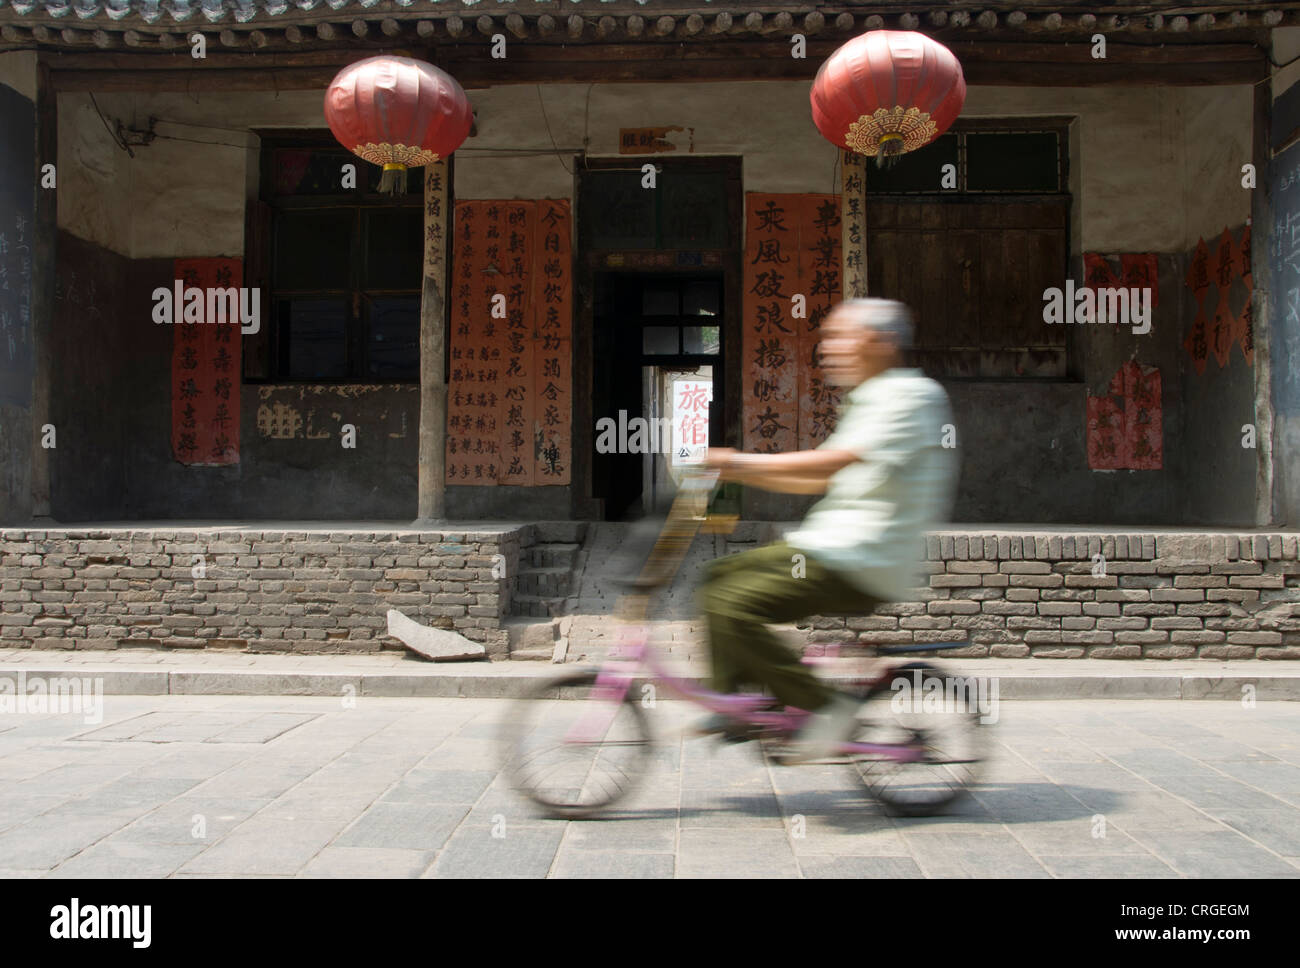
[0,527,528,655]
[5,526,1300,659]
[799,532,1300,659]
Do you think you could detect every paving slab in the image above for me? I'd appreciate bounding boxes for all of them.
[0,696,1295,878]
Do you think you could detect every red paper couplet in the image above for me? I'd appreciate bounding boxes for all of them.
[447,199,572,485]
[1185,238,1210,298]
[1235,297,1255,366]
[1083,253,1118,292]
[744,192,848,454]
[1119,253,1159,308]
[533,199,572,485]
[1183,303,1210,377]
[1238,223,1252,288]
[744,193,800,454]
[1209,289,1234,370]
[797,194,844,451]
[1212,228,1235,294]
[1086,361,1162,470]
[171,258,242,466]
[1125,361,1163,470]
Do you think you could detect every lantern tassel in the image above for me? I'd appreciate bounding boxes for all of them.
[876,132,905,169]
[379,163,408,195]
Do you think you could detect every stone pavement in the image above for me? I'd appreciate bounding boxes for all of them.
[0,696,1298,878]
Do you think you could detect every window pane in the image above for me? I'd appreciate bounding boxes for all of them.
[286,298,348,380]
[275,210,353,290]
[641,284,679,316]
[368,296,420,380]
[683,280,720,316]
[683,326,720,355]
[642,326,678,354]
[366,208,424,290]
[865,134,959,193]
[966,133,1060,192]
[661,171,728,248]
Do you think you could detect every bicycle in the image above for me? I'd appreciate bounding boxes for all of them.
[497,468,988,819]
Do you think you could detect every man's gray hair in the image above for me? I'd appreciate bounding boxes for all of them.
[837,298,914,351]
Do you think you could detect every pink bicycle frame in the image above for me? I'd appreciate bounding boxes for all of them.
[565,621,926,762]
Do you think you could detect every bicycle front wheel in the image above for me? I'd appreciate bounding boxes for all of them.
[497,671,652,819]
[848,662,986,817]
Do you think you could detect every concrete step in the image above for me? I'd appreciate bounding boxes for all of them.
[3,652,1299,699]
[503,616,557,659]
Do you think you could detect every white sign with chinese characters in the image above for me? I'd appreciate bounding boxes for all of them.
[671,378,712,465]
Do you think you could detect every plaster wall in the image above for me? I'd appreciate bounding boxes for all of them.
[44,78,1255,523]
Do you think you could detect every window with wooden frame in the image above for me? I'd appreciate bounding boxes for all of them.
[863,118,1072,380]
[244,131,428,383]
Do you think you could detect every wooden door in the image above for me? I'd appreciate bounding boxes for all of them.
[866,198,1069,378]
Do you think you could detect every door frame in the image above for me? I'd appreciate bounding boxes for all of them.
[571,155,743,519]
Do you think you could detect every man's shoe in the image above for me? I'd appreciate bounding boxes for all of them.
[783,693,862,763]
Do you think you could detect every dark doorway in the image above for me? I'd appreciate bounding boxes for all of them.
[592,273,724,520]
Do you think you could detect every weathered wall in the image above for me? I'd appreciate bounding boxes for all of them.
[0,57,36,524]
[44,240,421,521]
[56,82,1252,259]
[1270,29,1300,528]
[46,80,1254,523]
[47,232,130,521]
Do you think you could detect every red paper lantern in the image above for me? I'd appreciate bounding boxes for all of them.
[324,55,473,193]
[810,31,965,167]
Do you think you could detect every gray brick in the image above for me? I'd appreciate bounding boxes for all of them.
[1170,631,1226,644]
[1009,574,1063,588]
[1082,602,1121,616]
[1150,589,1203,603]
[947,561,997,574]
[999,561,1050,574]
[1114,631,1170,644]
[1060,630,1114,644]
[981,601,1036,616]
[1150,617,1204,630]
[1226,631,1282,644]
[1097,617,1148,630]
[930,574,982,588]
[1038,602,1082,616]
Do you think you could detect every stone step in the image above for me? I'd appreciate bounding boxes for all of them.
[526,542,582,569]
[503,616,558,658]
[509,594,566,618]
[514,566,573,599]
[534,522,589,544]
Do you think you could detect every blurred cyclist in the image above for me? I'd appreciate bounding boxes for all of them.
[699,297,958,762]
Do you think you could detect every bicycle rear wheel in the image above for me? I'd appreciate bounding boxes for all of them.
[848,662,985,817]
[497,671,652,819]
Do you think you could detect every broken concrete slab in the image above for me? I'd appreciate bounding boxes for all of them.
[385,610,486,662]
